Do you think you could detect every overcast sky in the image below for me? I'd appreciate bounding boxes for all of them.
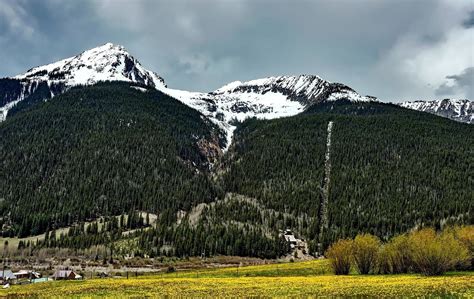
[1,0,472,101]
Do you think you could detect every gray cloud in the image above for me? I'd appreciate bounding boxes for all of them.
[463,11,474,28]
[0,0,472,100]
[435,83,456,97]
[436,67,474,98]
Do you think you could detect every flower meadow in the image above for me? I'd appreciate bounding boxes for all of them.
[3,260,473,298]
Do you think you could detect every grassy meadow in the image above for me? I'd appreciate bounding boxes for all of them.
[2,260,473,298]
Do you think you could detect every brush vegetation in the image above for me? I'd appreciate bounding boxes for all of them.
[326,226,473,276]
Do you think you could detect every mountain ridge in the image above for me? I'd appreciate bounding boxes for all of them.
[0,43,377,149]
[1,43,472,132]
[399,99,473,124]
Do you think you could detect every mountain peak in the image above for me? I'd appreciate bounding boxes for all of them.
[0,43,167,121]
[209,74,371,106]
[14,43,165,89]
[212,74,327,95]
[82,42,124,52]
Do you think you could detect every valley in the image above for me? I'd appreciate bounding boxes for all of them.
[2,0,474,296]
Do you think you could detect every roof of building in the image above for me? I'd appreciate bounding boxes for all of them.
[14,270,41,278]
[0,270,16,280]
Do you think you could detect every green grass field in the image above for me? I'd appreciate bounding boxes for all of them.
[2,260,473,298]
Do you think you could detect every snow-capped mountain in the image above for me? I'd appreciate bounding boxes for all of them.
[15,43,165,88]
[163,75,373,149]
[399,99,473,124]
[0,43,165,121]
[1,43,375,149]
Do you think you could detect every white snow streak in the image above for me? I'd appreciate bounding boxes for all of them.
[0,98,21,122]
[318,120,333,254]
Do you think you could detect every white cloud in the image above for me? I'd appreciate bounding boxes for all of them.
[374,0,473,100]
[386,27,472,86]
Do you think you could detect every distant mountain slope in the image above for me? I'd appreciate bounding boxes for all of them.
[399,99,473,124]
[0,82,223,237]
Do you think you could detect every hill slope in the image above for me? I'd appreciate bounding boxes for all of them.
[219,100,473,250]
[1,84,472,257]
[0,82,224,237]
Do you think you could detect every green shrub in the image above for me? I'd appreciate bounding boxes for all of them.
[408,228,469,275]
[352,234,380,274]
[452,226,474,270]
[377,234,412,274]
[326,239,353,275]
[377,245,393,274]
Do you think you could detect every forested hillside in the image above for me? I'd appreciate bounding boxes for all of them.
[0,82,224,237]
[221,100,473,251]
[1,87,472,258]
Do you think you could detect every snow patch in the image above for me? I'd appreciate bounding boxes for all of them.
[162,86,305,151]
[327,90,371,102]
[0,98,21,122]
[131,86,148,93]
[213,81,243,93]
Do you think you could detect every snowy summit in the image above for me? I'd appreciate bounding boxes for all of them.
[15,43,166,89]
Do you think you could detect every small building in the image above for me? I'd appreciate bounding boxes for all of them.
[283,229,298,248]
[0,270,16,281]
[52,270,81,280]
[13,270,29,279]
[13,270,41,280]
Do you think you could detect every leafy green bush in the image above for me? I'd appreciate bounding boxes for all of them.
[377,234,412,274]
[452,226,474,270]
[326,239,353,275]
[328,226,473,276]
[352,234,380,274]
[408,228,469,275]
